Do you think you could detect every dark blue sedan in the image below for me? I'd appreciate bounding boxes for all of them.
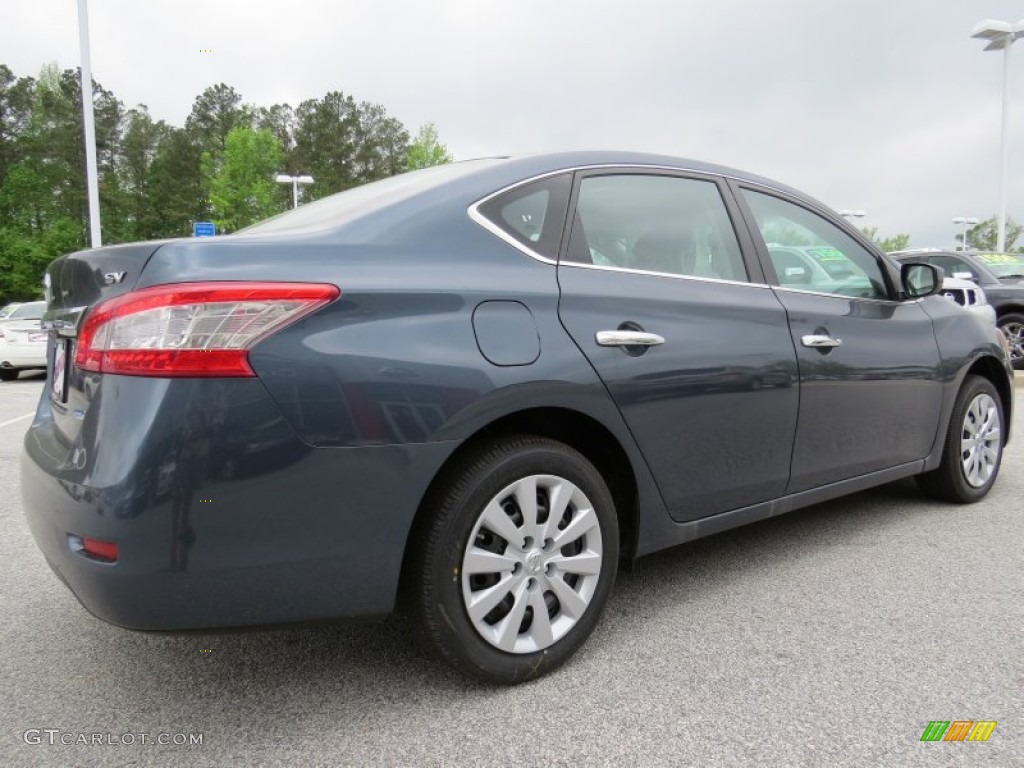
[22,152,1014,683]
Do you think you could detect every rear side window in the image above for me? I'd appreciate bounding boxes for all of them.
[476,174,572,260]
[564,174,748,281]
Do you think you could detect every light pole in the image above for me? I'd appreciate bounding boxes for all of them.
[77,0,101,247]
[971,18,1024,253]
[274,174,314,209]
[952,216,979,251]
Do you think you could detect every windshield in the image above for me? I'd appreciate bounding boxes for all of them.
[974,252,1024,279]
[239,159,504,235]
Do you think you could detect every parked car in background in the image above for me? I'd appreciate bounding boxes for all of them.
[20,152,1014,684]
[766,244,874,296]
[890,250,1024,368]
[937,275,996,326]
[0,300,47,381]
[0,300,46,325]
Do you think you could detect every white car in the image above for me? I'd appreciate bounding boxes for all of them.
[939,276,996,325]
[0,301,48,381]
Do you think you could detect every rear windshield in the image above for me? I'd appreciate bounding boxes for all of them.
[239,159,504,235]
[7,302,45,319]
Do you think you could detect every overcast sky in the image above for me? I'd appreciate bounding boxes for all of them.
[2,0,1023,248]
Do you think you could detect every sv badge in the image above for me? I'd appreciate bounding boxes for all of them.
[104,271,127,285]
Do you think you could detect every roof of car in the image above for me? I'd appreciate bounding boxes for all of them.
[239,151,829,240]
[487,150,809,198]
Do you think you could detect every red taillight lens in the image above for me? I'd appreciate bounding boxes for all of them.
[82,537,119,562]
[74,282,339,377]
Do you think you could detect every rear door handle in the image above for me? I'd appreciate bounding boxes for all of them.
[596,330,666,347]
[801,334,843,349]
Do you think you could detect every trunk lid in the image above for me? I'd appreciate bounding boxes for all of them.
[41,240,170,447]
[44,241,170,329]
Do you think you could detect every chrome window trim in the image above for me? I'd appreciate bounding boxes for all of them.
[467,163,794,269]
[466,164,895,298]
[467,169,571,266]
[769,284,905,305]
[558,260,772,289]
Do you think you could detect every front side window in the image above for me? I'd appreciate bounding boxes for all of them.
[564,174,747,281]
[742,189,889,300]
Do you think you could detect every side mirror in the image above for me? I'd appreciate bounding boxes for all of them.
[901,263,943,299]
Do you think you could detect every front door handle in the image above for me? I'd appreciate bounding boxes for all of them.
[596,330,666,347]
[801,334,843,349]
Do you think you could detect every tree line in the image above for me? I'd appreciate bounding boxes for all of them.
[0,63,452,303]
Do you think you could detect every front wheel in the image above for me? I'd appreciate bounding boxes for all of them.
[997,312,1024,370]
[409,436,619,684]
[917,375,1005,503]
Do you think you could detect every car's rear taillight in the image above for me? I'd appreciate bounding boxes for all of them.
[74,282,339,377]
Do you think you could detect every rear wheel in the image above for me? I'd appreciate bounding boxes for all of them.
[997,312,1024,370]
[917,375,1004,503]
[409,436,618,683]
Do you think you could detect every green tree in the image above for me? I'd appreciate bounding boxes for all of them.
[117,106,169,240]
[405,122,453,170]
[291,91,409,201]
[185,84,251,156]
[203,126,283,232]
[0,63,421,301]
[0,65,36,188]
[860,226,910,253]
[0,63,89,302]
[146,127,204,238]
[959,217,1024,253]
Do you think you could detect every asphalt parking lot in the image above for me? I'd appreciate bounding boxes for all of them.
[1,372,1021,767]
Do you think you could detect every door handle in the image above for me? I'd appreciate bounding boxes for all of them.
[596,330,666,347]
[801,334,843,349]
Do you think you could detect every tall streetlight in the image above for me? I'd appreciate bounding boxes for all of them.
[971,18,1024,253]
[77,0,101,247]
[274,174,314,209]
[952,216,979,251]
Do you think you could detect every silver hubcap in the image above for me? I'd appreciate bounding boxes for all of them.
[461,475,603,654]
[960,393,1001,488]
[1001,321,1024,363]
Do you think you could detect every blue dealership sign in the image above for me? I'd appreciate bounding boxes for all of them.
[193,221,216,237]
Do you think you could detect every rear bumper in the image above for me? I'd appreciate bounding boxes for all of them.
[20,376,457,630]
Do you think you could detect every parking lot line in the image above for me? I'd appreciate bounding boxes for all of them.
[0,412,34,429]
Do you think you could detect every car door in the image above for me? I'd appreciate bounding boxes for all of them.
[736,185,944,493]
[556,170,799,522]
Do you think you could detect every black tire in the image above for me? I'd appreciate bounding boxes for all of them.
[996,312,1024,370]
[0,368,18,381]
[917,375,1005,503]
[409,435,619,684]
